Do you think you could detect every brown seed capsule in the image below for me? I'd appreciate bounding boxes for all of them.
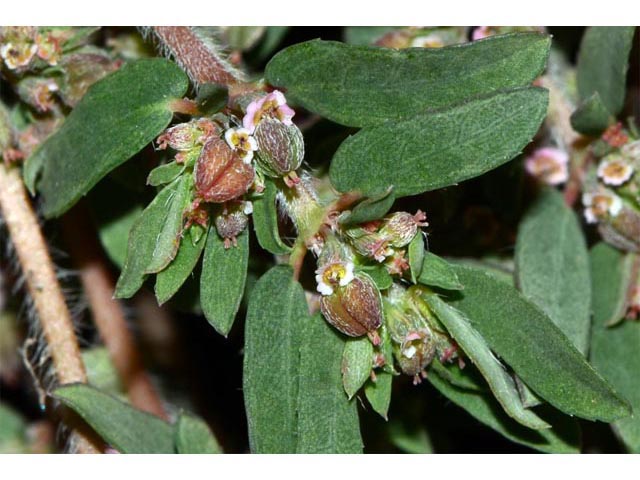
[379,211,428,248]
[320,272,383,338]
[253,118,304,178]
[194,137,255,203]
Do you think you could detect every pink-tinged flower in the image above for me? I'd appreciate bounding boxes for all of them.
[224,127,258,164]
[242,90,295,133]
[524,147,569,185]
[597,155,635,186]
[582,191,623,224]
[315,261,355,296]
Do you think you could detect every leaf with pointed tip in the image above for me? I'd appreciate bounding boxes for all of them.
[252,178,291,255]
[155,225,208,305]
[115,177,183,299]
[266,34,550,127]
[590,243,640,453]
[424,293,550,430]
[364,372,393,421]
[339,188,395,226]
[515,188,591,355]
[342,336,374,399]
[200,227,248,337]
[408,233,425,283]
[570,93,613,136]
[418,252,463,290]
[446,264,631,422]
[147,161,186,187]
[53,384,174,454]
[330,88,549,198]
[144,174,192,274]
[174,412,222,454]
[24,59,189,217]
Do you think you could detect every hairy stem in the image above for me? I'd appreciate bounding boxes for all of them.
[62,204,167,420]
[0,163,98,453]
[151,26,244,87]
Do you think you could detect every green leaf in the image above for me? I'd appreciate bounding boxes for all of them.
[515,188,591,355]
[297,314,363,453]
[265,34,550,127]
[155,225,208,305]
[576,27,636,116]
[447,264,631,422]
[243,265,306,454]
[200,227,249,337]
[53,384,174,454]
[408,233,425,283]
[423,293,550,430]
[418,252,463,290]
[243,267,362,453]
[570,93,613,136]
[174,412,222,454]
[339,187,395,226]
[144,174,192,274]
[330,88,549,198]
[82,347,123,395]
[342,336,374,399]
[147,161,186,187]
[252,178,291,255]
[24,58,189,218]
[590,243,640,452]
[428,371,580,453]
[115,178,182,299]
[364,371,393,420]
[358,264,393,290]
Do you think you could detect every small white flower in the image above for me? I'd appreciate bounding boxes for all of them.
[597,156,635,186]
[315,261,355,296]
[402,345,417,359]
[0,42,38,70]
[582,191,623,224]
[410,34,444,48]
[242,201,253,215]
[224,127,258,164]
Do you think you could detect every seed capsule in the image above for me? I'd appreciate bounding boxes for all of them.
[194,137,255,203]
[320,272,383,338]
[379,211,428,248]
[254,118,304,178]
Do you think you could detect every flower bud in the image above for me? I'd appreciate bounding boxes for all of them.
[194,137,255,203]
[16,77,59,113]
[320,272,383,338]
[254,118,304,178]
[215,201,252,248]
[379,211,428,248]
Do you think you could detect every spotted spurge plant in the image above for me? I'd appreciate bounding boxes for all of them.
[0,26,639,454]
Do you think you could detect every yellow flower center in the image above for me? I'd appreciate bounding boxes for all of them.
[322,264,348,286]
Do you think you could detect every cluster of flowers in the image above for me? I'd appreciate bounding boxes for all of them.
[157,90,304,248]
[313,210,459,384]
[0,27,119,164]
[582,124,638,227]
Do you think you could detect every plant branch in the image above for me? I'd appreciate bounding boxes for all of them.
[0,163,99,453]
[62,204,168,420]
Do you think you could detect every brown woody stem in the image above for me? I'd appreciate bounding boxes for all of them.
[0,163,99,453]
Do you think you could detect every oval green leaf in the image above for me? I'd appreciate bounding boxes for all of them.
[330,88,549,198]
[342,336,374,399]
[265,34,550,127]
[24,58,189,218]
[53,383,175,454]
[418,252,463,290]
[515,188,591,354]
[174,412,222,454]
[200,226,249,337]
[447,264,631,422]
